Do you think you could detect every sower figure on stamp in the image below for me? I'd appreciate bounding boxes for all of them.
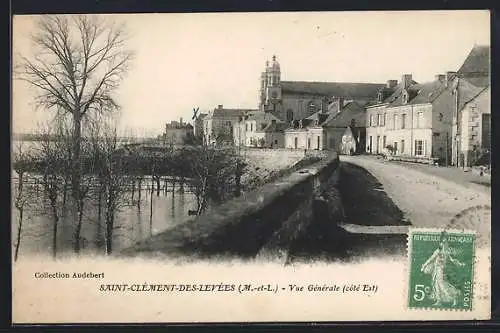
[420,233,466,307]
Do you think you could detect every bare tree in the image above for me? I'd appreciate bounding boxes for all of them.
[37,122,67,259]
[12,141,34,262]
[92,117,131,255]
[186,146,240,215]
[15,15,134,253]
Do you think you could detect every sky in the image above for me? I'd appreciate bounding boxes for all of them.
[12,10,490,137]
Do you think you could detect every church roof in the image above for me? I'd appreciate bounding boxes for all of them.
[244,111,281,122]
[280,81,385,100]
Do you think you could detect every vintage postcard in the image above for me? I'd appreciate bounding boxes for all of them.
[11,10,491,323]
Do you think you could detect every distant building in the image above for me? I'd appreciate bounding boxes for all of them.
[233,111,283,148]
[258,55,384,121]
[365,73,459,161]
[194,113,208,140]
[203,105,256,146]
[457,86,490,167]
[283,99,366,152]
[323,100,367,153]
[452,45,490,167]
[164,118,194,145]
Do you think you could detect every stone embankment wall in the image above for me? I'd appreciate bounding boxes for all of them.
[120,152,343,262]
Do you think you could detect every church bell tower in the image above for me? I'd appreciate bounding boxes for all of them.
[259,55,282,112]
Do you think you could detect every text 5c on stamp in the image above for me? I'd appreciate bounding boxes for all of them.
[408,229,475,311]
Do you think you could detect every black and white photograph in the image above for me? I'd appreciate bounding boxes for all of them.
[11,10,491,323]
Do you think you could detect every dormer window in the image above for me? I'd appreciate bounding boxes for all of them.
[402,91,409,104]
[377,92,383,103]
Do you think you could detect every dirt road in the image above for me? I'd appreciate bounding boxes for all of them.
[340,155,491,248]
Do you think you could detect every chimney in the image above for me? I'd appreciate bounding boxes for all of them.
[386,80,398,89]
[402,74,413,89]
[435,74,446,82]
[335,97,344,113]
[180,117,183,126]
[445,71,456,82]
[218,104,223,109]
[328,97,343,113]
[444,71,457,88]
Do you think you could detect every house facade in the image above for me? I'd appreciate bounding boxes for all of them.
[458,86,490,167]
[366,73,460,161]
[284,120,324,150]
[451,45,490,167]
[203,105,256,146]
[233,111,283,147]
[323,100,367,153]
[283,100,367,152]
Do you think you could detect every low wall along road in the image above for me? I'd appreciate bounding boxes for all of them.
[119,152,343,263]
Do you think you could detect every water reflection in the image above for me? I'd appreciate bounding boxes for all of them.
[11,176,197,258]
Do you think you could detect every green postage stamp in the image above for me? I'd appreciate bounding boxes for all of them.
[407,228,475,311]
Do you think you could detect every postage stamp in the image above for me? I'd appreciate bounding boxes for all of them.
[407,228,475,311]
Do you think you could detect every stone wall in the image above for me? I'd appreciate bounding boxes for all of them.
[119,153,342,261]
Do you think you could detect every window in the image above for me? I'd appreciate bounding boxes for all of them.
[402,91,408,104]
[274,139,278,144]
[415,140,424,156]
[383,136,387,149]
[317,136,320,150]
[250,123,253,131]
[329,138,335,148]
[383,113,386,126]
[416,112,423,128]
[369,115,374,127]
[245,123,248,131]
[307,138,311,149]
[294,137,298,149]
[379,114,385,126]
[377,92,383,103]
[225,121,231,126]
[377,114,381,126]
[286,109,294,122]
[401,140,405,153]
[394,114,399,129]
[401,114,407,129]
